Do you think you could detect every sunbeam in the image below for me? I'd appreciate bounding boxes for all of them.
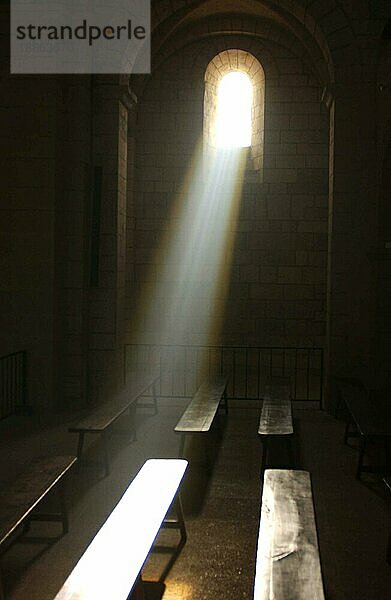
[129,144,247,382]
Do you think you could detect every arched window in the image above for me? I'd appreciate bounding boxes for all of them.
[204,49,265,172]
[216,71,252,148]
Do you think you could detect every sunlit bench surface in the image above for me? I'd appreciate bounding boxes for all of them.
[254,469,325,600]
[175,375,228,460]
[54,458,188,600]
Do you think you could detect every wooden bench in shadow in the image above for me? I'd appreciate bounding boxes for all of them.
[174,375,228,467]
[339,380,391,479]
[254,469,325,599]
[69,372,159,476]
[258,381,293,475]
[0,455,77,600]
[53,458,188,600]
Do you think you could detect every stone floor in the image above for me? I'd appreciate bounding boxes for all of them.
[0,399,390,599]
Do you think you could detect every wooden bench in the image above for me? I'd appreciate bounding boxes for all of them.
[53,458,188,600]
[174,375,228,461]
[254,469,325,600]
[69,372,159,476]
[258,381,293,475]
[0,455,77,600]
[340,381,391,479]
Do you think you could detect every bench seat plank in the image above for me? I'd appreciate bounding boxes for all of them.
[175,376,228,433]
[69,373,158,433]
[54,459,187,600]
[68,397,135,433]
[254,469,324,600]
[0,455,77,547]
[259,383,293,436]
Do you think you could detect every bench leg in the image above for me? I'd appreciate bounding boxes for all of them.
[59,481,69,535]
[261,438,268,477]
[158,492,188,582]
[178,434,185,459]
[24,480,70,536]
[152,379,158,415]
[221,388,228,415]
[174,493,187,546]
[344,419,352,445]
[128,403,137,442]
[357,437,366,480]
[136,380,158,415]
[102,431,110,477]
[131,575,145,599]
[205,439,213,475]
[76,432,85,472]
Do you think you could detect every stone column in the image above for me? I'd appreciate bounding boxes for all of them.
[87,76,136,402]
[325,80,379,411]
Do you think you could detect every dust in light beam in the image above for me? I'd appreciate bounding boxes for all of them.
[130,72,252,378]
[131,143,247,353]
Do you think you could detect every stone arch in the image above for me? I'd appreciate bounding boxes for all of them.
[151,14,329,85]
[149,0,336,86]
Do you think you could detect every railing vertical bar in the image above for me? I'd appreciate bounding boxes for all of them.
[220,346,223,376]
[159,351,163,397]
[306,349,310,401]
[245,348,248,400]
[5,357,9,418]
[232,349,236,400]
[0,351,27,420]
[170,347,174,398]
[6,357,9,417]
[184,346,188,398]
[11,356,16,416]
[22,351,28,406]
[1,360,3,419]
[319,349,324,410]
[9,356,13,416]
[5,357,8,417]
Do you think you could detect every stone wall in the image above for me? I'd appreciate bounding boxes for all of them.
[129,36,329,350]
[0,6,57,412]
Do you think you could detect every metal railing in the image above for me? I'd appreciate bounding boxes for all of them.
[124,344,324,407]
[0,351,27,420]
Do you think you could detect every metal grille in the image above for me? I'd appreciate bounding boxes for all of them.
[0,351,27,420]
[124,344,324,407]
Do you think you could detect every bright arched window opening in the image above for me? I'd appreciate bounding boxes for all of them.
[216,72,252,148]
[204,49,265,174]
